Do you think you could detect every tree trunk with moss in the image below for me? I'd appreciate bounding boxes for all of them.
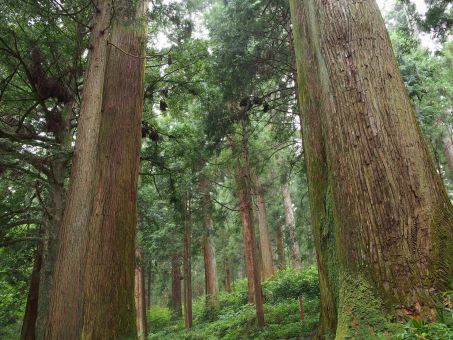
[199,173,218,304]
[282,182,301,270]
[289,0,453,338]
[45,0,147,338]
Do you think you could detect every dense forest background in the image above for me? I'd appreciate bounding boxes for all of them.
[0,0,452,339]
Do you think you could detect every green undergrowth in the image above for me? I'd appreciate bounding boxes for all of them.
[148,266,320,339]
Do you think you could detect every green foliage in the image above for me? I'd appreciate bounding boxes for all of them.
[148,305,174,332]
[395,316,453,340]
[149,267,320,340]
[262,266,319,303]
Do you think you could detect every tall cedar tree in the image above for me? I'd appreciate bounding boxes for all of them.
[289,0,453,338]
[45,0,147,338]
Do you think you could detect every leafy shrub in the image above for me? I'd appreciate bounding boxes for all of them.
[148,305,173,332]
[262,265,319,303]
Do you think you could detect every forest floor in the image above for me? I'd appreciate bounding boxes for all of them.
[147,266,453,339]
[148,267,320,340]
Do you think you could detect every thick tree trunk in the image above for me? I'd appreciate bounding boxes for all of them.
[183,198,193,329]
[275,224,286,269]
[289,0,453,337]
[45,0,147,338]
[135,250,147,340]
[254,177,274,279]
[20,247,42,340]
[234,120,265,327]
[199,173,218,304]
[170,255,182,318]
[282,182,301,270]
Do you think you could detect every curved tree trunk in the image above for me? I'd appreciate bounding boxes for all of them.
[45,0,147,338]
[282,182,301,270]
[289,0,453,338]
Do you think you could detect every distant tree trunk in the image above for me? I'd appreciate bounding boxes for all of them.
[183,197,193,329]
[441,134,453,173]
[199,173,218,304]
[45,0,147,338]
[254,176,274,279]
[20,246,42,340]
[234,116,265,327]
[282,182,301,270]
[275,224,286,269]
[289,0,453,337]
[170,255,182,318]
[147,269,152,311]
[135,250,147,340]
[223,256,232,292]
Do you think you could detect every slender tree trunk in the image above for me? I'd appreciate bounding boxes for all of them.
[183,197,193,329]
[282,182,301,270]
[275,224,286,269]
[199,173,218,304]
[170,255,182,318]
[224,256,232,292]
[254,176,274,279]
[289,0,453,337]
[234,118,265,327]
[441,134,453,173]
[45,0,147,338]
[146,268,152,312]
[135,250,147,340]
[20,247,42,340]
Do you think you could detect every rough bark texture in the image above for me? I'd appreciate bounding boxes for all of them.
[170,255,182,318]
[183,199,193,329]
[289,0,453,338]
[35,102,73,339]
[282,182,301,270]
[135,250,147,340]
[45,0,147,338]
[255,177,274,279]
[20,247,42,340]
[199,173,218,304]
[234,119,265,327]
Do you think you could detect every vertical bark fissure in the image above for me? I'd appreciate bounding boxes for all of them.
[289,0,453,337]
[46,0,147,338]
